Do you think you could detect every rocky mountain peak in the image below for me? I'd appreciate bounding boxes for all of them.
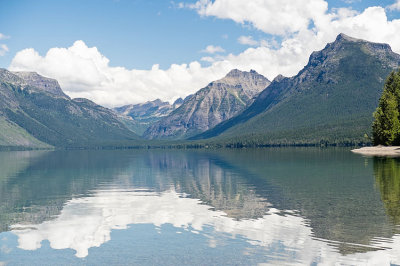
[272,74,286,83]
[303,33,400,81]
[12,71,67,97]
[173,97,183,104]
[194,34,400,143]
[151,99,164,105]
[0,68,25,85]
[223,69,265,81]
[0,68,68,98]
[335,33,360,43]
[225,69,243,78]
[173,97,184,108]
[216,69,271,93]
[334,33,393,52]
[143,69,271,140]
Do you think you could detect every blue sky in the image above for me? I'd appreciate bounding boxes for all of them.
[0,0,261,69]
[1,0,400,106]
[0,0,397,69]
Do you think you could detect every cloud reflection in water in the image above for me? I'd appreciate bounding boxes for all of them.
[10,188,400,265]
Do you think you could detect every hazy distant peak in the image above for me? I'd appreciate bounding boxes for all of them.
[151,98,164,105]
[131,99,170,109]
[113,98,180,127]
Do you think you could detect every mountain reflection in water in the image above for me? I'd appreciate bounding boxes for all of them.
[0,149,400,265]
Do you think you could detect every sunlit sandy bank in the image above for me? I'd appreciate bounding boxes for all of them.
[351,146,400,157]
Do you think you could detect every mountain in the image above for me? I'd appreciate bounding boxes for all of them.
[114,98,183,135]
[193,34,400,145]
[143,69,271,139]
[0,69,140,148]
[12,71,67,97]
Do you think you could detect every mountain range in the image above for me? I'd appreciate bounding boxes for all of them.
[1,33,399,149]
[143,69,271,139]
[193,34,400,145]
[0,69,139,149]
[113,98,184,135]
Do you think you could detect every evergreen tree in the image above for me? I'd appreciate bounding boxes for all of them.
[373,70,400,145]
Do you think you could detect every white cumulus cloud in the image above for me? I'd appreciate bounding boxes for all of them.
[188,0,330,36]
[201,45,225,54]
[188,2,400,79]
[238,36,259,46]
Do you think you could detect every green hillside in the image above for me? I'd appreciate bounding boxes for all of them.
[0,117,51,149]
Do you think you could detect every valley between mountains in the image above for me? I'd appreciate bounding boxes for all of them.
[1,33,399,149]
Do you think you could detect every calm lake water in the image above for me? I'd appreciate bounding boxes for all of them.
[0,148,399,265]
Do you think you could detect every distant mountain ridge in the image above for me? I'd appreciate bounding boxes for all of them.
[143,69,271,139]
[193,33,400,145]
[114,98,184,135]
[0,69,139,148]
[1,33,398,148]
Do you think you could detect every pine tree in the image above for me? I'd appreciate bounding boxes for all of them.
[373,70,400,145]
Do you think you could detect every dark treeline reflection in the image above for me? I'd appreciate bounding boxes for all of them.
[373,157,400,225]
[0,148,399,255]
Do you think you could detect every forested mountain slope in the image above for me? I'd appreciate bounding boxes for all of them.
[193,34,400,145]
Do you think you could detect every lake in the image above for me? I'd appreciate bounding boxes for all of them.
[0,148,399,265]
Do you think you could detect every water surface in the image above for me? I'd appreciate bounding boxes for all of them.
[0,148,399,265]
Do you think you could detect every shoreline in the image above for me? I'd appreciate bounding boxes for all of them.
[351,146,400,156]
